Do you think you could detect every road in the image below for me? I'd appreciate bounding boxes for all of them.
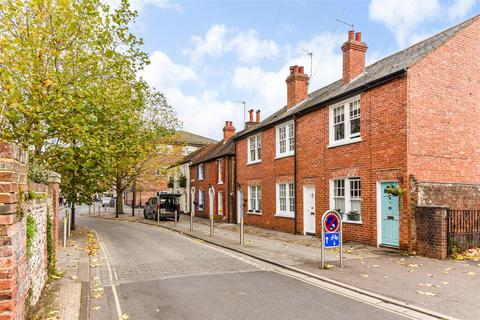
[80,217,412,320]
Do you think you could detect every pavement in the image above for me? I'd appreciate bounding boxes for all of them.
[80,206,480,320]
[78,216,426,320]
[49,223,90,320]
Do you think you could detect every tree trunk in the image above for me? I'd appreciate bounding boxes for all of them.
[115,175,125,218]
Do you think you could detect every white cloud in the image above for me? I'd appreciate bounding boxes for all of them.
[369,0,478,47]
[106,0,182,12]
[447,0,477,20]
[184,25,279,64]
[140,50,242,140]
[369,0,441,47]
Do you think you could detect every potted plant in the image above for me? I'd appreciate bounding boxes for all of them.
[385,185,406,197]
[347,210,361,222]
[167,176,174,189]
[179,174,187,188]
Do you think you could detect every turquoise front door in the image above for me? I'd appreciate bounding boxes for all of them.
[380,182,400,247]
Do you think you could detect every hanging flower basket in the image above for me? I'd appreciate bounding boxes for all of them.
[385,185,406,197]
[179,175,187,188]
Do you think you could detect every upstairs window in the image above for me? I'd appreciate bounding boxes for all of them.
[276,121,294,158]
[329,97,361,146]
[198,163,205,180]
[217,159,223,184]
[248,134,261,163]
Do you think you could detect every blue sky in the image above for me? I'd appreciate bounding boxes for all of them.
[113,0,479,140]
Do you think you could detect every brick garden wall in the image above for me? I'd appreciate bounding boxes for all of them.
[414,206,448,259]
[0,142,59,319]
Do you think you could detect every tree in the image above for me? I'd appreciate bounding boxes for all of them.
[0,0,178,228]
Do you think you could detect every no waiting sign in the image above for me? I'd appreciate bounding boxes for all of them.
[324,213,340,233]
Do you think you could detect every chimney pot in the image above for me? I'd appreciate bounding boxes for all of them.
[255,110,261,123]
[248,109,254,122]
[355,32,362,42]
[290,66,295,75]
[348,30,354,41]
[299,66,304,74]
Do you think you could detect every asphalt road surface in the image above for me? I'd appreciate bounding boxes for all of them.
[80,217,411,320]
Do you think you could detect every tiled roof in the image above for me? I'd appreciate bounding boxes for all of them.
[235,14,479,139]
[191,139,235,165]
[173,143,216,166]
[172,130,217,146]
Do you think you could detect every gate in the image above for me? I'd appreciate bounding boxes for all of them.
[447,210,480,254]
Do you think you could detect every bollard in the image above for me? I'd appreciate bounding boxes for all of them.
[210,214,214,238]
[190,212,193,232]
[157,207,160,224]
[240,217,245,246]
[93,202,96,216]
[63,217,67,247]
[174,210,178,227]
[67,209,71,238]
[89,204,91,216]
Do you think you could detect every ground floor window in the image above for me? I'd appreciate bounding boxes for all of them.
[248,185,262,213]
[276,183,294,217]
[330,178,361,222]
[218,191,223,215]
[198,190,205,211]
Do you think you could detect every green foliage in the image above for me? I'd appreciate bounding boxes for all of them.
[385,185,406,196]
[26,215,37,260]
[46,212,56,277]
[179,174,187,188]
[0,0,179,207]
[167,176,174,188]
[27,161,49,184]
[21,190,47,202]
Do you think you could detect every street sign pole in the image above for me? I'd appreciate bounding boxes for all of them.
[174,209,178,227]
[321,210,343,269]
[190,211,193,231]
[240,217,244,245]
[210,212,214,238]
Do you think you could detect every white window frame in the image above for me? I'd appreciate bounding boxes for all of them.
[217,159,223,184]
[198,163,205,180]
[198,190,205,211]
[275,182,295,218]
[247,134,262,164]
[217,191,223,215]
[247,185,262,214]
[328,96,362,148]
[275,121,295,158]
[329,177,362,223]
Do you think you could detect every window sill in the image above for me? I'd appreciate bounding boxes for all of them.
[342,220,362,224]
[327,137,362,149]
[217,182,223,185]
[247,211,262,215]
[247,160,262,165]
[274,153,294,160]
[275,212,295,218]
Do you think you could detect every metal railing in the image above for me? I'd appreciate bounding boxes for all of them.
[447,209,480,253]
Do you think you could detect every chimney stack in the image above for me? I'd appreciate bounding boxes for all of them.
[223,121,235,140]
[285,65,309,109]
[255,110,261,123]
[341,31,367,84]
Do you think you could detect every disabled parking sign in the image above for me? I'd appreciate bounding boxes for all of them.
[321,210,343,269]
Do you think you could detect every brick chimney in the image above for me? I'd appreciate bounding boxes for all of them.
[341,31,368,84]
[223,121,235,140]
[285,65,309,109]
[255,110,261,123]
[245,109,257,128]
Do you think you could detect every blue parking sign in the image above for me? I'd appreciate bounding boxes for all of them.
[324,232,340,248]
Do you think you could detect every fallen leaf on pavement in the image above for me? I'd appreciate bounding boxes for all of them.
[360,274,369,278]
[406,263,421,268]
[370,264,380,268]
[93,306,101,311]
[48,311,59,316]
[442,281,449,285]
[408,269,415,272]
[383,276,389,279]
[50,274,61,280]
[119,314,129,320]
[417,291,436,296]
[324,264,334,269]
[425,283,439,288]
[467,272,476,276]
[427,274,434,277]
[70,275,78,280]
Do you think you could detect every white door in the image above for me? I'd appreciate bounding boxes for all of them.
[303,185,316,234]
[237,190,244,224]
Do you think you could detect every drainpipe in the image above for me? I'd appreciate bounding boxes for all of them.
[233,154,237,224]
[227,156,231,223]
[293,114,298,235]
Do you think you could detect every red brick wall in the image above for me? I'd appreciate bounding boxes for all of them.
[236,126,295,233]
[414,206,449,259]
[190,156,233,221]
[407,18,480,183]
[296,77,409,247]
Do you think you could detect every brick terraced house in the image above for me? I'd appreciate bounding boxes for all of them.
[190,121,237,222]
[234,15,480,250]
